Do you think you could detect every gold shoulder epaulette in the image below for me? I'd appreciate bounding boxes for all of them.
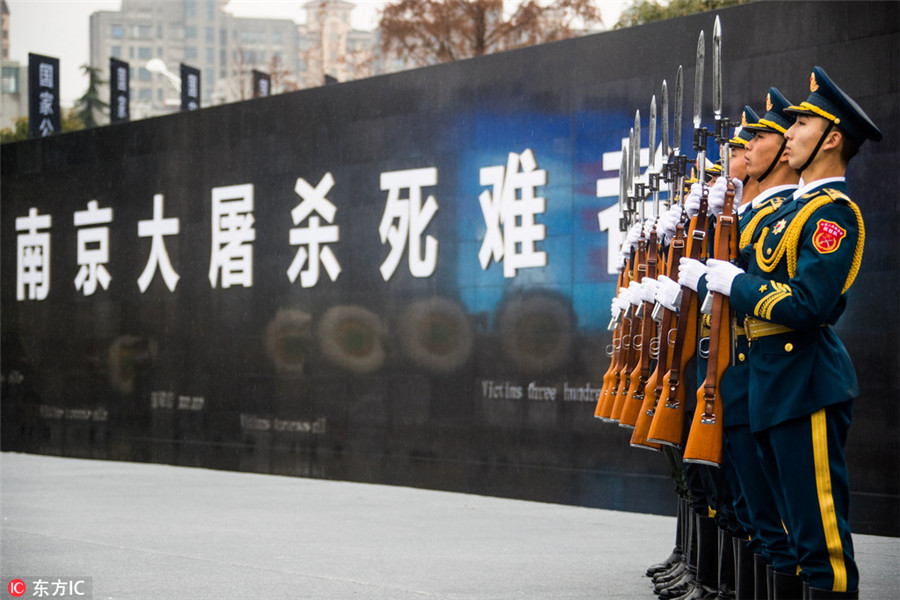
[822,188,851,204]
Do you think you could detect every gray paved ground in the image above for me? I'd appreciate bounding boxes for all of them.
[1,453,897,599]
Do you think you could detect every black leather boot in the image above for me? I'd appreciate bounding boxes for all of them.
[656,509,698,598]
[766,564,774,600]
[752,554,768,600]
[716,528,735,599]
[649,498,686,577]
[663,513,718,600]
[732,537,754,600]
[772,571,804,600]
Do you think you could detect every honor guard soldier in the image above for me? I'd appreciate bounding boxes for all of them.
[728,105,762,206]
[725,89,802,599]
[704,67,883,599]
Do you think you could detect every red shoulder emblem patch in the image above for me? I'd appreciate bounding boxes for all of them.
[812,219,846,254]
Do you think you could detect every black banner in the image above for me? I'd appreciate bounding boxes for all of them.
[180,64,200,112]
[252,70,271,98]
[109,58,130,124]
[27,53,60,138]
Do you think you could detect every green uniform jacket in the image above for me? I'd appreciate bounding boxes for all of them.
[729,179,861,432]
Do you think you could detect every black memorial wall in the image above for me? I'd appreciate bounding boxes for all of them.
[2,1,898,535]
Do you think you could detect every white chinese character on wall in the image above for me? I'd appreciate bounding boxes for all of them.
[117,67,127,92]
[209,184,255,288]
[378,167,439,280]
[16,207,52,301]
[287,172,341,288]
[478,148,547,278]
[137,194,180,293]
[74,200,113,296]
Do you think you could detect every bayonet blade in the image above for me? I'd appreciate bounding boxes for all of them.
[661,80,670,160]
[713,16,722,120]
[628,126,635,198]
[674,66,683,155]
[693,31,705,130]
[649,95,657,173]
[619,144,628,214]
[634,110,641,190]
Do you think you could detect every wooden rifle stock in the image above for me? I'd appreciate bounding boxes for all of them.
[683,184,736,465]
[631,222,685,450]
[647,185,710,446]
[595,268,627,417]
[620,229,659,429]
[596,257,633,420]
[609,239,645,422]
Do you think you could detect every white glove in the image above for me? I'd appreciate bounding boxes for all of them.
[613,288,629,313]
[625,220,643,252]
[684,182,703,218]
[643,217,656,239]
[627,281,643,306]
[707,176,728,217]
[610,297,620,319]
[706,258,745,296]
[658,205,683,243]
[656,275,682,312]
[706,177,745,217]
[640,277,658,304]
[730,177,743,209]
[678,257,708,292]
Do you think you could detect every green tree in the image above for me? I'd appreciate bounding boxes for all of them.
[0,109,84,144]
[615,0,751,29]
[0,116,29,144]
[74,63,109,128]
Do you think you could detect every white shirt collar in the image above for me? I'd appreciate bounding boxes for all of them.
[753,184,798,208]
[792,176,846,200]
[737,184,799,214]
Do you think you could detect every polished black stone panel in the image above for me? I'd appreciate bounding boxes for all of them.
[2,1,897,535]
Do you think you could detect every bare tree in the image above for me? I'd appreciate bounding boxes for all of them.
[268,54,297,93]
[378,0,603,68]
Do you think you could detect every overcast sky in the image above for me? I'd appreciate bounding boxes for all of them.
[7,0,627,106]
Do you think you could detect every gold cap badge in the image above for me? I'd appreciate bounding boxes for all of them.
[810,72,819,92]
[766,93,773,111]
[741,112,748,127]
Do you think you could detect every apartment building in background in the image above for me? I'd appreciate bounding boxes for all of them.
[88,0,375,121]
[1,0,28,130]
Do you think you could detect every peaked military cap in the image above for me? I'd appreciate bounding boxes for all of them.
[784,66,883,145]
[744,88,794,135]
[704,157,722,181]
[729,105,761,147]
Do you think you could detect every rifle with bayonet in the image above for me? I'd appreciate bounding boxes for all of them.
[609,114,647,423]
[684,17,731,465]
[631,78,686,450]
[621,97,661,432]
[647,32,711,448]
[595,149,633,418]
[596,140,637,418]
